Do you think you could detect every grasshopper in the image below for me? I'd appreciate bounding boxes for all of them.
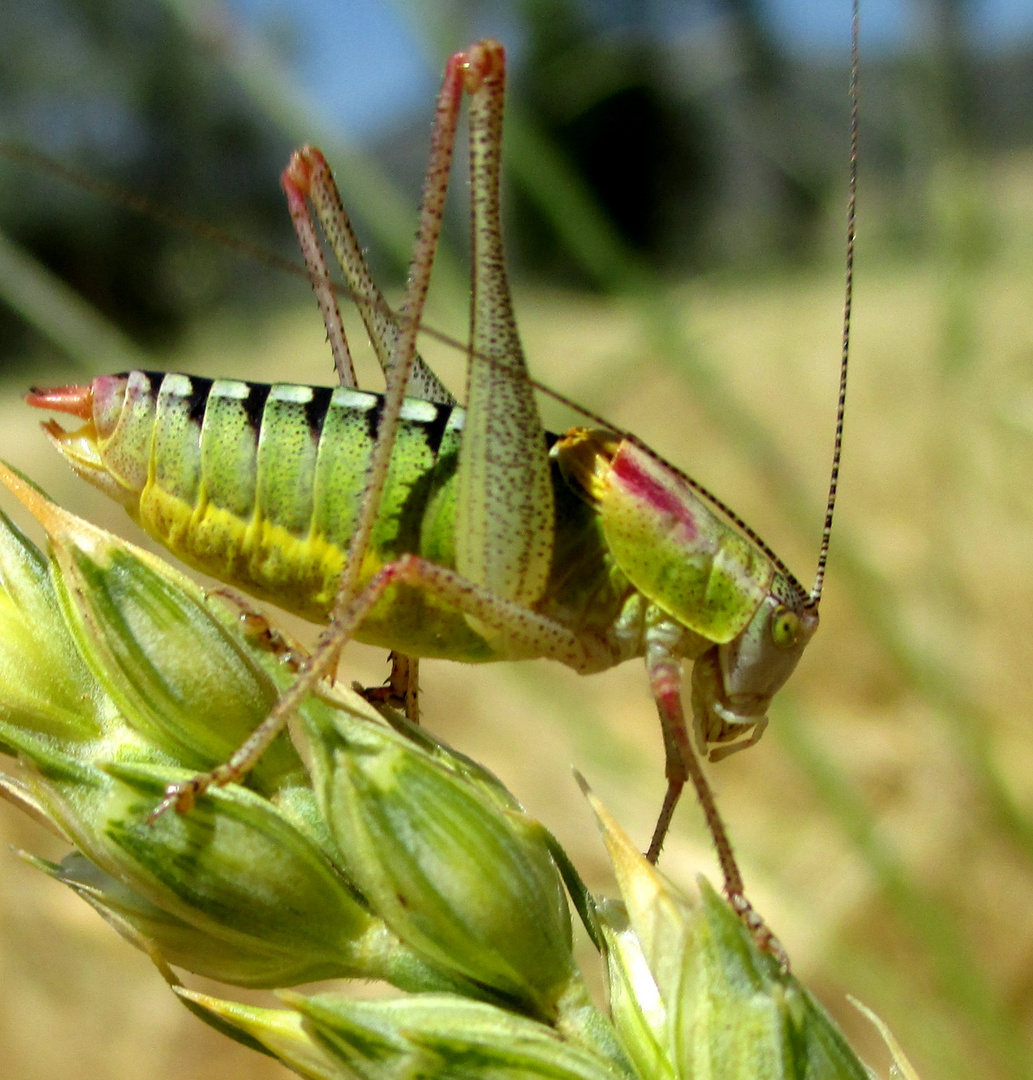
[27,35,856,950]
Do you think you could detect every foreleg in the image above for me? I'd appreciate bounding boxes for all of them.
[645,633,788,967]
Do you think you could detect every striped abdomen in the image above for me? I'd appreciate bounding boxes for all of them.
[33,370,637,665]
[41,371,512,659]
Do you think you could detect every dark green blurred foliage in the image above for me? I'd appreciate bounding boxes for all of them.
[465,0,850,278]
[0,0,294,356]
[3,0,1033,358]
[493,0,1033,276]
[507,0,711,275]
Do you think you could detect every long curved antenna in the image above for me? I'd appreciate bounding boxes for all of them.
[811,0,859,606]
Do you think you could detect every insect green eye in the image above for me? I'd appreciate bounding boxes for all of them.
[770,607,801,649]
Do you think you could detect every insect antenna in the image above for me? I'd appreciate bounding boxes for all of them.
[810,0,859,608]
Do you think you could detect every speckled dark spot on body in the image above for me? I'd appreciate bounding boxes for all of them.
[419,401,454,455]
[364,395,386,443]
[184,376,214,426]
[304,384,334,435]
[242,381,271,432]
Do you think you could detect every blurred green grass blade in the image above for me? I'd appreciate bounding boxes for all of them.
[504,104,654,296]
[159,0,467,305]
[0,229,147,374]
[500,82,837,522]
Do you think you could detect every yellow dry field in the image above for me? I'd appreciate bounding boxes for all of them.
[1,151,1032,1080]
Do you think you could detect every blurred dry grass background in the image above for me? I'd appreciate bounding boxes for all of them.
[2,3,1033,1079]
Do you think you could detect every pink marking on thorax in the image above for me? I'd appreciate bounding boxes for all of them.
[610,445,698,540]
